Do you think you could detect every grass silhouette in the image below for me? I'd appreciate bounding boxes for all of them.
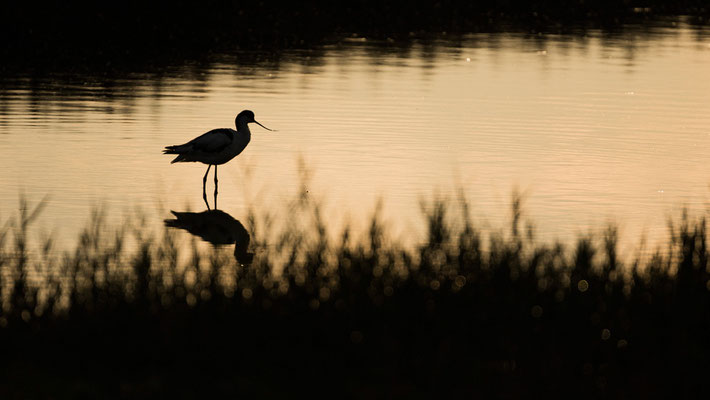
[0,189,708,398]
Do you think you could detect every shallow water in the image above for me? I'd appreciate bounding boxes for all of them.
[1,20,709,253]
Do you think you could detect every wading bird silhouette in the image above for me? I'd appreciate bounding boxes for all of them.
[163,110,274,209]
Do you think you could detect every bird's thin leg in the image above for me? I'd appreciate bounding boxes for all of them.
[203,165,212,210]
[214,165,219,210]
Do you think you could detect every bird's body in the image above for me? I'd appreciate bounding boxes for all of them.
[165,209,249,246]
[165,126,251,166]
[163,110,273,208]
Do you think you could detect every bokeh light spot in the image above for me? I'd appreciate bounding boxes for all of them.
[601,329,611,340]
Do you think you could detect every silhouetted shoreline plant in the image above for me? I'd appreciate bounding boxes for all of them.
[0,189,708,398]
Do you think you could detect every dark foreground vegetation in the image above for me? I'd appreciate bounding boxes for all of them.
[1,191,709,398]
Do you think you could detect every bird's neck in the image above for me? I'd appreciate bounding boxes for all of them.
[235,118,251,135]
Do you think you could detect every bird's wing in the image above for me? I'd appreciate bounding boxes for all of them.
[186,129,235,153]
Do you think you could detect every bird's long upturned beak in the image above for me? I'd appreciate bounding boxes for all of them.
[254,120,276,131]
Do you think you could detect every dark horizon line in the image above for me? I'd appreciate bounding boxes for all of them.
[1,3,708,57]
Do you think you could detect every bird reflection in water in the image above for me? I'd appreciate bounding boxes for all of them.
[164,209,254,265]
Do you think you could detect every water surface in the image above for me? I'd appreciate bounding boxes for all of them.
[1,20,709,253]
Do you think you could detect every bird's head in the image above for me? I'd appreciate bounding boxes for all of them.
[236,110,275,131]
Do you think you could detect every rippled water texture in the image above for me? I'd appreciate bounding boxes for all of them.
[1,21,709,252]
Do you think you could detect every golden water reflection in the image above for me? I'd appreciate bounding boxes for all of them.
[0,22,709,256]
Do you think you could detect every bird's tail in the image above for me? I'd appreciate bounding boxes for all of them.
[163,145,190,163]
[162,145,183,154]
[164,211,186,227]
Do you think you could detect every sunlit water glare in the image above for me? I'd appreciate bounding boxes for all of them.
[1,21,709,256]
